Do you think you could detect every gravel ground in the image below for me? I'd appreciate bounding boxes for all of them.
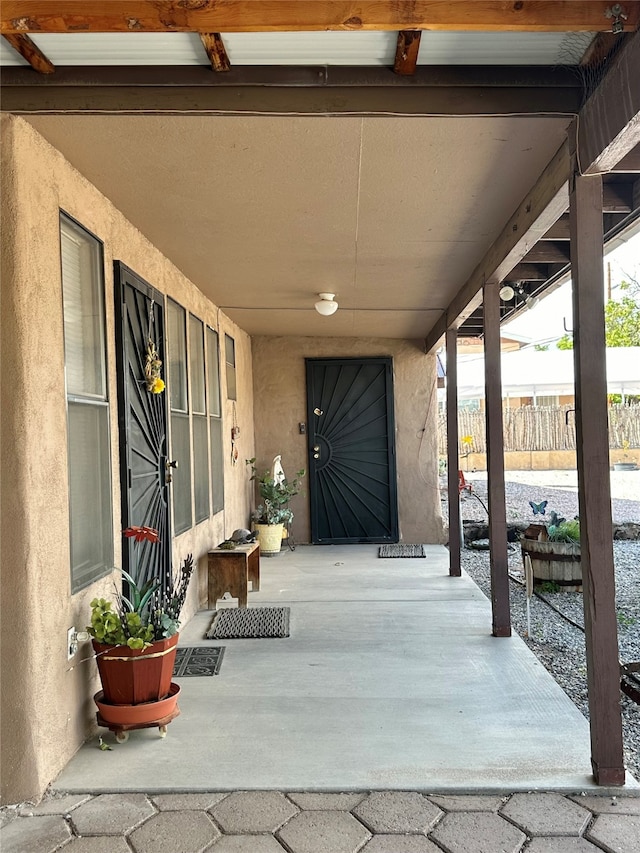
[443,473,640,782]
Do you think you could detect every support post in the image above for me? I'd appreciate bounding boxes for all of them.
[483,283,511,637]
[570,173,625,786]
[445,329,461,577]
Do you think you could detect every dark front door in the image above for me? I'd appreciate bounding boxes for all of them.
[306,357,399,544]
[114,262,171,593]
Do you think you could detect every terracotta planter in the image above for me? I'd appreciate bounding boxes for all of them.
[94,683,181,727]
[92,633,179,705]
[521,536,582,590]
[253,523,284,556]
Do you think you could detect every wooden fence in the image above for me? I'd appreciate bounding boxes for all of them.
[438,404,640,455]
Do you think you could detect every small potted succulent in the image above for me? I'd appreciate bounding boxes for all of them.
[87,526,194,737]
[246,458,305,556]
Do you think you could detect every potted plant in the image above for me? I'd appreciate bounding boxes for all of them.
[246,458,305,556]
[521,504,581,590]
[87,526,194,734]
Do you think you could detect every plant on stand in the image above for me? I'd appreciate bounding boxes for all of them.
[87,526,194,740]
[246,458,305,556]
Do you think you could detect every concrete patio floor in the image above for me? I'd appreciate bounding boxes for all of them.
[52,544,637,794]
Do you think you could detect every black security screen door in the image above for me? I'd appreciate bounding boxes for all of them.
[114,262,171,594]
[306,357,399,544]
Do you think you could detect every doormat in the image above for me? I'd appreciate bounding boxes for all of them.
[173,646,225,677]
[378,544,425,558]
[205,607,290,640]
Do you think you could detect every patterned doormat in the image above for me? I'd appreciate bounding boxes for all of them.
[205,607,290,639]
[378,544,426,558]
[173,646,225,677]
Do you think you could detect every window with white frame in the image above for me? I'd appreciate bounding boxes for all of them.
[60,213,113,592]
[207,327,225,513]
[167,299,193,534]
[189,314,209,523]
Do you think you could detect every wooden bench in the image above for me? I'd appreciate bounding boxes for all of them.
[207,541,261,609]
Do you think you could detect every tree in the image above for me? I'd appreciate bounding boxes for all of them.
[556,295,640,349]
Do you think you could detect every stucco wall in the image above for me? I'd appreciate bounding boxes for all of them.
[0,116,255,804]
[251,336,445,545]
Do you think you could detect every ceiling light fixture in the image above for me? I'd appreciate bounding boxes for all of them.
[315,292,338,316]
[499,284,515,302]
[512,282,539,311]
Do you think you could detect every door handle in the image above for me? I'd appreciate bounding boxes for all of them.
[313,453,319,459]
[313,445,320,452]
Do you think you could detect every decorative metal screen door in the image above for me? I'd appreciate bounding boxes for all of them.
[306,357,399,544]
[114,262,171,593]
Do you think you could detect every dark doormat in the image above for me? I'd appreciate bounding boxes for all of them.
[378,544,425,558]
[205,607,290,639]
[173,646,225,677]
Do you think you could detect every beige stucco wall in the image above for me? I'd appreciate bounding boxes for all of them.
[251,336,445,545]
[0,116,255,804]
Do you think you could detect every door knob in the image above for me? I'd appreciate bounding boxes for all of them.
[313,453,319,459]
[166,459,179,469]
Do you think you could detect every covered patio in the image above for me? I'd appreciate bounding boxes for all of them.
[53,544,630,794]
[2,1,640,807]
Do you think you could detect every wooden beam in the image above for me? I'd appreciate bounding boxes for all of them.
[542,214,570,240]
[522,241,570,264]
[607,144,640,172]
[200,33,230,72]
[394,31,421,76]
[483,283,511,638]
[504,263,553,281]
[579,31,629,67]
[445,329,461,578]
[0,66,583,117]
[602,182,634,212]
[578,30,640,173]
[570,172,625,786]
[425,139,570,354]
[1,32,53,73]
[4,2,640,34]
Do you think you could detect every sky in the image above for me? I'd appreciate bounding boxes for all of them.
[503,225,640,345]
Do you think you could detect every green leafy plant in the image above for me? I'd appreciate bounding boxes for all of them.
[246,458,305,525]
[87,527,194,649]
[547,518,580,544]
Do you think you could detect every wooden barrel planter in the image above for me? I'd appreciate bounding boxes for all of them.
[521,536,582,591]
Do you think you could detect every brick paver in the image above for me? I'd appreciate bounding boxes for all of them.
[3,791,640,852]
[0,814,71,853]
[277,809,372,853]
[210,791,298,833]
[70,793,155,836]
[128,810,220,853]
[353,792,442,834]
[361,834,443,852]
[526,838,603,852]
[431,811,527,853]
[500,792,590,836]
[587,813,640,853]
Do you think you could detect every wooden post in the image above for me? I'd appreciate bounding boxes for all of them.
[446,329,461,577]
[570,173,625,786]
[483,283,511,637]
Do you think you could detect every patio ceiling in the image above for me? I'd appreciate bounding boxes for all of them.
[2,1,640,340]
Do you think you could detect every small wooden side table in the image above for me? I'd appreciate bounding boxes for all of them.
[207,541,261,609]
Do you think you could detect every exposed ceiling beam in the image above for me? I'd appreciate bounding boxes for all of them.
[602,183,634,211]
[503,263,553,281]
[200,33,231,72]
[579,31,629,66]
[0,65,583,116]
[2,32,53,73]
[3,1,640,34]
[424,139,571,353]
[394,31,421,76]
[522,241,571,264]
[577,30,640,172]
[607,144,640,171]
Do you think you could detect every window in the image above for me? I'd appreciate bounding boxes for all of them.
[225,333,237,401]
[189,314,209,523]
[60,214,113,592]
[167,299,192,534]
[207,327,224,513]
